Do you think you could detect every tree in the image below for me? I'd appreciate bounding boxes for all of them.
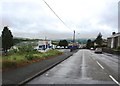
[95,33,103,47]
[2,26,13,53]
[58,40,68,48]
[86,39,92,49]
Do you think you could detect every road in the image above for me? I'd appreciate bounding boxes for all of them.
[26,49,120,85]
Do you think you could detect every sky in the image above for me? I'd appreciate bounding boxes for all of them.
[0,0,119,39]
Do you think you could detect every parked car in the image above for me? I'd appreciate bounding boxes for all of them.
[95,48,102,53]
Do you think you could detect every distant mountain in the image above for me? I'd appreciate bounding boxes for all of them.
[52,38,95,44]
[68,38,88,44]
[13,37,41,45]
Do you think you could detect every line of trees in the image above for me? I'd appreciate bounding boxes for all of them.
[1,26,104,53]
[1,26,69,54]
[58,40,68,48]
[86,33,103,49]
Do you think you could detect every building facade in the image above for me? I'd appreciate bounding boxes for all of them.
[34,40,52,51]
[107,33,120,48]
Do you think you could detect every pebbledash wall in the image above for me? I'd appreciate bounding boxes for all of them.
[107,2,120,49]
[107,33,120,49]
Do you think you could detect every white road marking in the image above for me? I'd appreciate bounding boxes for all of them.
[81,50,87,79]
[109,75,120,86]
[96,61,104,69]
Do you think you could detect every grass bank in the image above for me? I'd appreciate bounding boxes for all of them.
[2,49,63,71]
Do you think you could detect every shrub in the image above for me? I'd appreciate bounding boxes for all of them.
[117,46,120,51]
[25,54,34,60]
[13,49,18,53]
[9,49,18,54]
[18,45,34,53]
[18,45,39,55]
[13,57,16,60]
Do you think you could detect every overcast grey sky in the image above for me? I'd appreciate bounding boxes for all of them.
[0,0,119,39]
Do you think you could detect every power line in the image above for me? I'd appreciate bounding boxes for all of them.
[42,0,73,32]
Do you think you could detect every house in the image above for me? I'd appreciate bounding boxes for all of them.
[107,32,120,49]
[68,42,79,49]
[34,40,52,51]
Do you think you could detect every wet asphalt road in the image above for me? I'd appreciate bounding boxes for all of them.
[26,49,120,85]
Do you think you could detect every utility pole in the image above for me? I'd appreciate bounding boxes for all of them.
[73,30,75,43]
[71,30,75,52]
[45,36,47,49]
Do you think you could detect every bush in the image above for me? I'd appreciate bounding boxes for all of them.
[25,54,34,60]
[18,45,35,53]
[9,49,18,54]
[117,46,120,51]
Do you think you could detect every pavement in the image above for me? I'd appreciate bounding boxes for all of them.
[2,49,78,85]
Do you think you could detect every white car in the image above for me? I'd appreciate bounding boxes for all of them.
[95,48,102,53]
[90,47,94,50]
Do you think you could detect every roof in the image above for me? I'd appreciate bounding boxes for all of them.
[38,40,51,45]
[107,32,120,38]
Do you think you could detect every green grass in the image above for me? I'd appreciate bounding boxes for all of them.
[0,56,2,69]
[0,56,2,61]
[3,54,26,61]
[2,49,63,70]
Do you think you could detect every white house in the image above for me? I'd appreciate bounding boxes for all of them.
[34,40,52,51]
[107,32,120,48]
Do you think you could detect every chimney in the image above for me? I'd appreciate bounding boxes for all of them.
[112,32,116,35]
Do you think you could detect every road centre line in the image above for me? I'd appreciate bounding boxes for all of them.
[96,61,104,69]
[109,75,120,86]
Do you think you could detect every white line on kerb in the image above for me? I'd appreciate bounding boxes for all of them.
[109,75,120,86]
[96,61,104,69]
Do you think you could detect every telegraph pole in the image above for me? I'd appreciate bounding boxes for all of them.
[45,36,47,49]
[73,30,75,43]
[71,30,75,52]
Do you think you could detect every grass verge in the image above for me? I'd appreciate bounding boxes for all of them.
[2,49,63,71]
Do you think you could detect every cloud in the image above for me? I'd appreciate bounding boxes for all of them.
[0,0,119,39]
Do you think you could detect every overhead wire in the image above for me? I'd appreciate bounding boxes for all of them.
[42,0,73,32]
